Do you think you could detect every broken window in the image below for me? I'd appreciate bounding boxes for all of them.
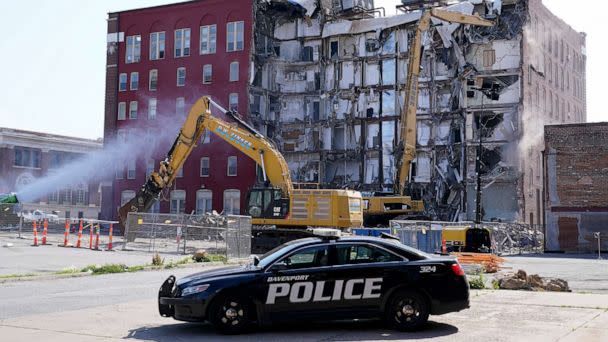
[474,112,503,139]
[479,147,501,175]
[381,31,396,54]
[174,28,191,57]
[150,32,165,60]
[125,35,141,63]
[200,24,217,54]
[301,46,313,62]
[330,40,339,59]
[227,21,244,52]
[381,90,395,116]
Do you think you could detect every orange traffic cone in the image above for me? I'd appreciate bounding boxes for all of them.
[107,224,114,251]
[62,219,70,247]
[76,219,83,248]
[442,237,447,254]
[32,221,39,247]
[41,219,49,245]
[94,224,100,250]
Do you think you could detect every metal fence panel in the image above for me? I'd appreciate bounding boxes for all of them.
[124,212,251,260]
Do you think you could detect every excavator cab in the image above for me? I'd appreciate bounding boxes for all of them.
[246,187,290,219]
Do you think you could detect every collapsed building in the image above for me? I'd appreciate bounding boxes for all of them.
[249,0,586,223]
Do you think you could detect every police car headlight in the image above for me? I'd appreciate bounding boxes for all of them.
[181,284,210,297]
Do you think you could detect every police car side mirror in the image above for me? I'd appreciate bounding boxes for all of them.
[253,255,260,266]
[270,261,288,272]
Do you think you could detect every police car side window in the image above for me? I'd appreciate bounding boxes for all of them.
[335,244,402,265]
[275,245,329,270]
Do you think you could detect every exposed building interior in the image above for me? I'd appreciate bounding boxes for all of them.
[250,0,537,222]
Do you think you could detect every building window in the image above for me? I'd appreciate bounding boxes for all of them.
[229,93,238,112]
[223,189,240,215]
[121,190,135,206]
[483,50,495,68]
[226,21,244,52]
[146,159,155,178]
[201,131,210,144]
[119,73,127,91]
[174,28,191,57]
[203,64,212,84]
[48,191,59,204]
[227,156,237,176]
[196,190,212,214]
[130,72,139,90]
[200,157,210,177]
[229,61,239,82]
[117,102,126,120]
[148,98,157,119]
[115,169,124,180]
[200,25,217,54]
[14,147,41,168]
[125,35,141,63]
[148,200,160,213]
[176,166,183,178]
[176,97,185,116]
[74,183,87,206]
[177,67,186,86]
[149,69,158,91]
[150,31,165,60]
[129,101,138,119]
[61,187,73,205]
[170,190,186,214]
[127,159,136,179]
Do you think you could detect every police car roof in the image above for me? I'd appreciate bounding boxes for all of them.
[301,235,430,258]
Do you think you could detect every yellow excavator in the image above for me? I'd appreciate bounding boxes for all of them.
[118,96,363,252]
[363,7,494,226]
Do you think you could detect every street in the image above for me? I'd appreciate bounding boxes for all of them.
[1,266,607,342]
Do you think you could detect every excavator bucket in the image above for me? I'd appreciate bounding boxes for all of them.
[0,193,19,204]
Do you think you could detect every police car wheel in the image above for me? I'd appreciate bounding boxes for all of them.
[209,295,251,334]
[385,290,429,331]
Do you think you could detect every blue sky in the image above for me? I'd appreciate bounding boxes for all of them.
[0,0,603,139]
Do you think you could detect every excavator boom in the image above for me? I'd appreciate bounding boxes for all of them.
[118,96,292,227]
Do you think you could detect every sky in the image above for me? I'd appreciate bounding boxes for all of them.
[0,0,604,140]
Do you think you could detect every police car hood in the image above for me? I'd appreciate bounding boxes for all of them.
[177,265,257,286]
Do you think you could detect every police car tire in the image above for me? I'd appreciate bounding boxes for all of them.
[209,294,252,334]
[385,290,430,331]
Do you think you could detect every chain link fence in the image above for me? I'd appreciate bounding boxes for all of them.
[123,212,251,260]
[385,220,544,255]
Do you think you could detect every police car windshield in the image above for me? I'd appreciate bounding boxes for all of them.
[257,238,317,268]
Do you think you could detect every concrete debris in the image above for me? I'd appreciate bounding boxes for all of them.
[497,269,571,292]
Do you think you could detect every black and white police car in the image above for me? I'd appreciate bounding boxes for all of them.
[158,230,469,334]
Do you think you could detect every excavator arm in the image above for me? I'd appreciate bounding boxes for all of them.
[394,8,493,195]
[118,96,292,227]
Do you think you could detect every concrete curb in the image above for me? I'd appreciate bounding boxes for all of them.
[0,261,239,284]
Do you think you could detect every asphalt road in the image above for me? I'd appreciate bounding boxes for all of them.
[1,266,607,341]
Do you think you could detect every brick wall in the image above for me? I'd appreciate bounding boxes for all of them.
[545,123,608,209]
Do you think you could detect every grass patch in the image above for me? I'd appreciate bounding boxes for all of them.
[54,266,81,275]
[164,256,193,269]
[0,273,37,279]
[469,275,486,289]
[81,263,145,275]
[200,254,227,263]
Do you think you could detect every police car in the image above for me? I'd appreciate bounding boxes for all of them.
[158,231,469,334]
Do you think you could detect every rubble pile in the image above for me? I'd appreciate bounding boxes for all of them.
[497,269,570,292]
[485,222,544,253]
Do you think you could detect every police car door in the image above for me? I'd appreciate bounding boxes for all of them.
[263,244,333,321]
[329,242,406,317]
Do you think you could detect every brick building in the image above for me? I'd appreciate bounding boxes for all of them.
[101,0,256,220]
[0,127,103,218]
[543,123,608,253]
